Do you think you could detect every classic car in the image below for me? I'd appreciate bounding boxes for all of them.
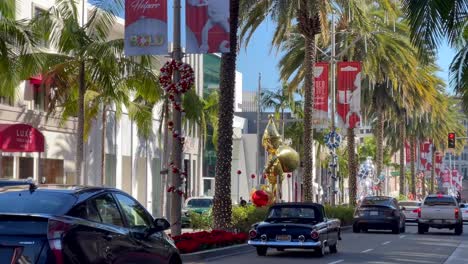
[248,203,341,257]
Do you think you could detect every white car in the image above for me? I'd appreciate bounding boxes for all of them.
[460,203,468,221]
[418,194,463,235]
[399,201,421,222]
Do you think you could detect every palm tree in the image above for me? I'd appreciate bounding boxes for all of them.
[212,0,240,231]
[240,0,329,201]
[261,83,295,137]
[0,0,38,99]
[31,0,127,184]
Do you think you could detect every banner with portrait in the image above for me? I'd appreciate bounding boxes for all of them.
[313,62,329,128]
[337,62,362,129]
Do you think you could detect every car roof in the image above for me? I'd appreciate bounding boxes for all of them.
[270,202,324,209]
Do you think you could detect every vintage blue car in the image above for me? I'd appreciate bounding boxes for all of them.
[248,203,341,257]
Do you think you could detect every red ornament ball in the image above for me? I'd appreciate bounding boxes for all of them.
[237,170,242,175]
[250,174,256,179]
[287,174,292,178]
[251,190,270,207]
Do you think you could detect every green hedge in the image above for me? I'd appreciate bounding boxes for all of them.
[325,205,355,226]
[231,205,269,233]
[189,210,213,230]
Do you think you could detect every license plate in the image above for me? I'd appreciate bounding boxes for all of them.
[370,211,378,216]
[433,220,443,224]
[276,235,291,241]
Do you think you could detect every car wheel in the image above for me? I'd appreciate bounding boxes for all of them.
[392,224,400,234]
[362,228,368,233]
[329,243,338,254]
[169,254,182,264]
[256,247,268,256]
[455,223,463,235]
[418,224,426,234]
[353,224,360,233]
[400,223,406,233]
[314,245,325,257]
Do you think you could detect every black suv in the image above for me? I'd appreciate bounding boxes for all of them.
[0,182,181,264]
[353,196,406,234]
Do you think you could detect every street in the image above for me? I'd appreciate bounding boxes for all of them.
[189,224,468,264]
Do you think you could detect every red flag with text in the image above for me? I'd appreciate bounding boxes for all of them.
[337,62,361,128]
[125,0,168,55]
[186,0,230,54]
[313,62,329,128]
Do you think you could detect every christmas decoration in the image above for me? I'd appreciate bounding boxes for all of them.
[237,170,242,175]
[325,131,342,150]
[251,189,271,207]
[250,174,256,179]
[159,60,195,112]
[287,173,292,178]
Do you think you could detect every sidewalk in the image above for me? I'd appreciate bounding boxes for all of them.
[444,240,468,264]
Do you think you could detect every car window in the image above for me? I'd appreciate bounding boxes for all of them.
[114,193,153,229]
[399,202,421,207]
[268,207,316,218]
[68,201,101,222]
[186,198,213,208]
[361,197,391,206]
[92,194,124,227]
[0,191,77,215]
[424,196,456,206]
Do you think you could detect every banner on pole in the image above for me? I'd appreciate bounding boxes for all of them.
[186,0,230,54]
[405,141,411,164]
[419,139,432,171]
[125,0,168,56]
[434,151,443,176]
[313,62,329,128]
[337,62,362,129]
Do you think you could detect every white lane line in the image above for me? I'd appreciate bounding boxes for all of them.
[399,235,406,238]
[361,248,374,253]
[328,260,344,264]
[382,241,391,245]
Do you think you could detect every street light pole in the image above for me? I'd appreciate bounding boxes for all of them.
[330,12,337,206]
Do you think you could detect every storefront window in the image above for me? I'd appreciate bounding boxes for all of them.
[0,157,14,178]
[19,157,34,179]
[41,158,64,184]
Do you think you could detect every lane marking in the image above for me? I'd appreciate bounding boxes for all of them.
[399,235,406,238]
[328,260,344,264]
[382,241,391,245]
[361,248,374,253]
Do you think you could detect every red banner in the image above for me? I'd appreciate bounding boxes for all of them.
[419,139,432,171]
[313,62,329,127]
[405,141,411,163]
[186,0,230,54]
[337,62,361,129]
[125,0,168,55]
[434,151,443,176]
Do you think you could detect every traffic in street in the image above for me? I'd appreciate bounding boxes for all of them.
[191,224,468,264]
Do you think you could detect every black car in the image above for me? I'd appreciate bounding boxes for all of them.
[0,182,181,264]
[248,203,341,257]
[353,196,406,234]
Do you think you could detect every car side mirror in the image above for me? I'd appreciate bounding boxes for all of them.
[153,218,170,232]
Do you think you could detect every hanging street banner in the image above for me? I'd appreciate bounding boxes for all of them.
[419,139,432,171]
[434,151,443,176]
[186,0,230,54]
[125,0,168,56]
[337,61,362,129]
[405,141,411,164]
[313,62,329,128]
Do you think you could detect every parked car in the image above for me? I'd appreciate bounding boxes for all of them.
[460,203,468,222]
[0,182,181,264]
[181,197,213,227]
[353,196,406,234]
[399,200,421,222]
[248,203,341,257]
[417,194,463,235]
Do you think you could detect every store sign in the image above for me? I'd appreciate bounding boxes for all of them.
[313,62,329,128]
[186,0,230,54]
[337,61,362,129]
[125,0,168,55]
[0,124,44,152]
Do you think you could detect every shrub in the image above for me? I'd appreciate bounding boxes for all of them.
[231,205,269,233]
[325,205,355,226]
[172,230,248,254]
[189,210,212,230]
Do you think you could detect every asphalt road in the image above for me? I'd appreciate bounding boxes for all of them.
[190,223,468,264]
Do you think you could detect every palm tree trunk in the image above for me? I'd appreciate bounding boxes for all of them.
[76,61,85,184]
[399,112,406,196]
[298,13,319,202]
[431,148,435,193]
[348,128,357,206]
[375,106,384,195]
[410,136,416,196]
[101,104,107,186]
[212,0,239,231]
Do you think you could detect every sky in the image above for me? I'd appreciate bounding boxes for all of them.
[236,20,457,93]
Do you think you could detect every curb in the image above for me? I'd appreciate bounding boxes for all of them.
[182,243,253,263]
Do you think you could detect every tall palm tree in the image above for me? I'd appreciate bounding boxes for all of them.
[31,0,125,184]
[261,83,295,137]
[240,0,329,201]
[212,0,240,231]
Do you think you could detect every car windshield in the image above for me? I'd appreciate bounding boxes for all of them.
[0,190,77,215]
[424,196,456,206]
[186,199,212,208]
[361,197,391,206]
[399,201,421,207]
[267,207,317,219]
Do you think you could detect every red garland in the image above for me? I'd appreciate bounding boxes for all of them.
[159,60,195,112]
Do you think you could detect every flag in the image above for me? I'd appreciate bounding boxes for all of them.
[337,62,361,129]
[125,0,168,55]
[186,0,230,54]
[313,62,329,128]
[419,139,432,171]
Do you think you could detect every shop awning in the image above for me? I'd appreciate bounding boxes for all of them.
[0,124,44,152]
[29,75,43,85]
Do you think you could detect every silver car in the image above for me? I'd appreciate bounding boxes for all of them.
[460,203,468,221]
[399,201,421,222]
